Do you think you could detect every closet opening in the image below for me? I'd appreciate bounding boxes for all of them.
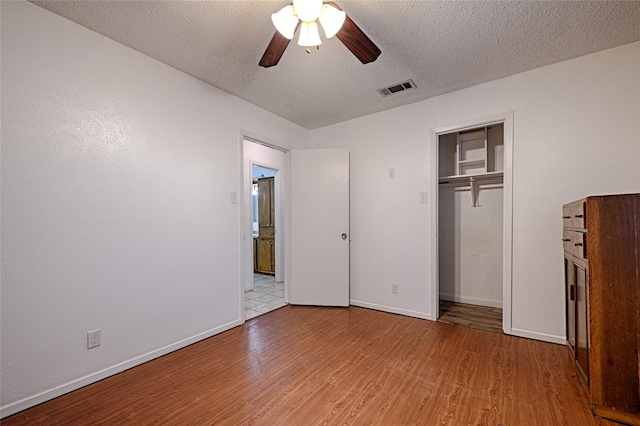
[437,123,505,333]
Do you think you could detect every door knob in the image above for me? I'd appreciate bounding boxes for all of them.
[341,233,348,240]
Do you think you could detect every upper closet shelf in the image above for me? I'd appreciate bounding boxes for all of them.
[438,124,505,207]
[439,125,504,181]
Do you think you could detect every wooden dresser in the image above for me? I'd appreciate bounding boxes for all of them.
[563,194,640,425]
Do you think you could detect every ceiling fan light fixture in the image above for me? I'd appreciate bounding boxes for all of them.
[318,4,346,38]
[298,21,322,47]
[271,5,298,39]
[293,0,323,23]
[260,0,381,67]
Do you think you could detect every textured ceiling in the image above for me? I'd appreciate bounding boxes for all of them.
[29,1,640,129]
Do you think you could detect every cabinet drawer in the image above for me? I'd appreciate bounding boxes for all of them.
[563,230,586,259]
[563,201,585,229]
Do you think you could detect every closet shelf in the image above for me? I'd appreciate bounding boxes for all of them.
[439,124,504,207]
[438,171,503,184]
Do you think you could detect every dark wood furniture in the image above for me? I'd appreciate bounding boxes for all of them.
[255,177,275,275]
[563,194,640,425]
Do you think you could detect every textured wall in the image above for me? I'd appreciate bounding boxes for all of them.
[310,102,436,319]
[310,41,640,341]
[0,1,307,417]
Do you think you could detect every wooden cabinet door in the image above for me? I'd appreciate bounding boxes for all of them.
[576,261,589,383]
[565,253,588,385]
[256,238,274,274]
[565,256,576,354]
[258,178,273,228]
[270,240,275,272]
[253,238,258,271]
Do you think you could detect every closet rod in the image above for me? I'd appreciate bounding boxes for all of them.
[439,175,504,207]
[438,171,503,184]
[438,176,503,186]
[438,180,503,188]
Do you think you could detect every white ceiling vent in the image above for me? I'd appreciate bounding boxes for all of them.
[378,80,416,97]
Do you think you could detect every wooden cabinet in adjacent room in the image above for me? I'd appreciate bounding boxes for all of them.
[258,177,275,229]
[255,177,275,275]
[255,236,274,274]
[563,194,640,425]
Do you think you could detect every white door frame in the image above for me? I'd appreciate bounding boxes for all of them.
[429,112,513,334]
[239,133,291,322]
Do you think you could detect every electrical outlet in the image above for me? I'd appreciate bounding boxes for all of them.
[87,329,101,349]
[392,283,399,294]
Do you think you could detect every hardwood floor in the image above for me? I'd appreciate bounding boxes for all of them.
[438,300,503,333]
[4,306,613,425]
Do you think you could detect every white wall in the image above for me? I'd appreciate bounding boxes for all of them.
[439,185,504,307]
[310,41,640,341]
[0,1,308,417]
[311,102,437,319]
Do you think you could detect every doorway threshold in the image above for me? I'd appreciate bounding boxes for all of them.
[245,273,286,320]
[438,300,503,334]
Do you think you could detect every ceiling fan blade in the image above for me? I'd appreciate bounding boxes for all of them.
[259,30,291,68]
[327,2,381,64]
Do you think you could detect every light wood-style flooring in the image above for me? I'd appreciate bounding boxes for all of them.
[4,306,612,425]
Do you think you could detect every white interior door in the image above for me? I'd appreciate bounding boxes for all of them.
[289,149,349,306]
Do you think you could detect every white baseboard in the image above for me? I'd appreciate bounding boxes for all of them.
[439,293,503,308]
[350,300,565,346]
[509,327,566,345]
[350,299,432,321]
[0,319,242,419]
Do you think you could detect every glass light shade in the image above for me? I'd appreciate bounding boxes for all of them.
[271,5,299,40]
[293,0,323,23]
[298,21,322,47]
[318,4,346,38]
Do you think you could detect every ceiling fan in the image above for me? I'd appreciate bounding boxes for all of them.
[259,0,381,68]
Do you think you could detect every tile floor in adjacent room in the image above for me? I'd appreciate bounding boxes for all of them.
[245,273,286,320]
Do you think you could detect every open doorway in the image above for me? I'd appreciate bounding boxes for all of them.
[247,165,285,319]
[430,113,513,334]
[242,139,287,320]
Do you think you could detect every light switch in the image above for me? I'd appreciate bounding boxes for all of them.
[420,192,428,203]
[230,192,238,204]
[388,168,395,179]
